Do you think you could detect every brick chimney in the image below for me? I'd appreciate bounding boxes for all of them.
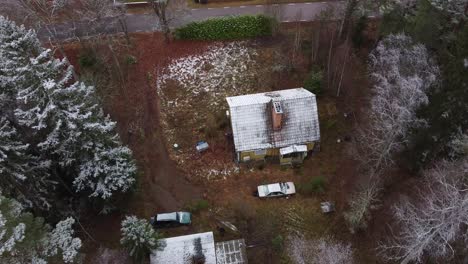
[271,100,283,131]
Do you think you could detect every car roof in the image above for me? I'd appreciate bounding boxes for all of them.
[266,183,282,193]
[156,212,178,221]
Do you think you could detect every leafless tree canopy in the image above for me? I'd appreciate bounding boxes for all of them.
[345,34,439,233]
[148,0,186,41]
[287,235,355,264]
[359,33,439,176]
[379,158,468,264]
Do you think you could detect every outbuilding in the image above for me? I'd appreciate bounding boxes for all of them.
[150,232,247,264]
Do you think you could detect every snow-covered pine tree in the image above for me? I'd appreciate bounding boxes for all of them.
[0,117,52,210]
[0,17,53,211]
[120,215,163,261]
[0,16,136,201]
[0,195,82,263]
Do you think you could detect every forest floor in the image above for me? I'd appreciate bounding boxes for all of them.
[60,20,410,264]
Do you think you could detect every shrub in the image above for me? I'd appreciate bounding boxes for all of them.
[185,199,209,213]
[125,55,138,65]
[174,15,275,40]
[303,70,323,95]
[271,235,284,251]
[298,176,326,195]
[78,51,98,69]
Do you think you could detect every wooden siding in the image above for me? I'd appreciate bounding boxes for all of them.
[238,141,318,162]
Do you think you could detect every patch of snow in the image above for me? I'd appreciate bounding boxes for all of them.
[157,42,258,108]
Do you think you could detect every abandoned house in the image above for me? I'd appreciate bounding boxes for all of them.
[226,88,320,165]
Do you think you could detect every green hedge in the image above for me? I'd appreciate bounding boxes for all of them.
[174,15,275,40]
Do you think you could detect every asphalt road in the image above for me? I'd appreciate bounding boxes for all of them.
[38,1,346,40]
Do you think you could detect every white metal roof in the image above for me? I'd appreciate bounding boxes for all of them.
[279,145,308,155]
[226,88,320,152]
[150,232,217,264]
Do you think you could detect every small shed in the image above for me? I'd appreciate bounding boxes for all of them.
[150,232,248,264]
[226,88,320,165]
[151,232,217,264]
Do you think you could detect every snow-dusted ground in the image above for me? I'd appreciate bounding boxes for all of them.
[157,42,258,109]
[156,42,264,180]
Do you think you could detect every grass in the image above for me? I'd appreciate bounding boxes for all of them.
[184,199,210,213]
[297,176,327,195]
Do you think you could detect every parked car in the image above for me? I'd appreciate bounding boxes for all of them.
[255,182,296,198]
[150,212,191,228]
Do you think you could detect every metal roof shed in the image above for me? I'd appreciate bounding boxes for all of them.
[150,232,217,264]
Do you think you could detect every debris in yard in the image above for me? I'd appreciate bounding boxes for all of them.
[219,221,239,233]
[320,201,335,214]
[196,141,209,152]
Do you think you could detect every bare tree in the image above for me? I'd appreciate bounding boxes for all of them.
[149,0,169,41]
[312,4,335,64]
[429,0,467,21]
[18,0,70,39]
[344,181,381,233]
[359,33,439,176]
[338,0,359,40]
[287,235,355,264]
[451,132,468,157]
[74,0,130,43]
[17,0,73,59]
[264,0,283,34]
[379,158,468,264]
[344,34,439,232]
[289,10,303,69]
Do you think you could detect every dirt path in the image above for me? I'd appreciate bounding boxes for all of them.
[136,83,202,213]
[113,34,210,216]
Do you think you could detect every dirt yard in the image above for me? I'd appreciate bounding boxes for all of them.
[60,20,406,264]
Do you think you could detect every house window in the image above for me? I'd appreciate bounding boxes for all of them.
[282,152,302,159]
[254,149,267,156]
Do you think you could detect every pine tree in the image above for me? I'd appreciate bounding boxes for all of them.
[0,17,53,210]
[120,215,163,261]
[0,117,52,210]
[0,195,82,263]
[0,15,136,204]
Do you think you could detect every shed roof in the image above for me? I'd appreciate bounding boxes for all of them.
[226,88,320,152]
[216,239,248,264]
[150,232,217,264]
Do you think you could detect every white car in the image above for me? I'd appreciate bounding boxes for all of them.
[256,182,296,198]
